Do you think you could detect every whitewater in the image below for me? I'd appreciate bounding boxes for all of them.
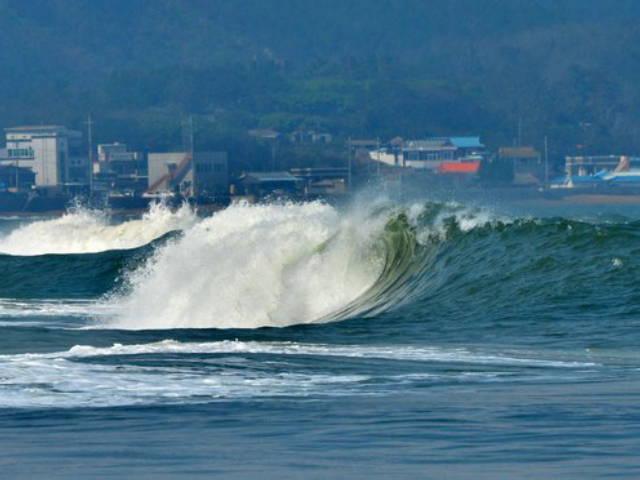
[0,202,197,255]
[2,198,640,478]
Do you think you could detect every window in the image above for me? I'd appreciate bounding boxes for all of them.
[8,148,34,159]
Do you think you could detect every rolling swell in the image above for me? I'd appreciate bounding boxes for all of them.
[324,204,640,333]
[0,233,178,299]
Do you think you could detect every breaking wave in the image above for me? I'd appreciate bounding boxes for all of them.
[107,201,387,329]
[104,201,491,329]
[1,198,636,331]
[0,202,196,255]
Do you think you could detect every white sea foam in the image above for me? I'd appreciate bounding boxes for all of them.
[106,202,386,329]
[0,340,597,408]
[0,299,114,319]
[0,202,197,255]
[3,339,596,368]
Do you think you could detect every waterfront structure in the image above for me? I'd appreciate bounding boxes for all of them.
[2,126,84,188]
[563,155,637,177]
[147,151,228,198]
[550,155,640,190]
[370,136,485,170]
[498,146,543,185]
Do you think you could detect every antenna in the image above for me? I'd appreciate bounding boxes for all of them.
[347,137,352,191]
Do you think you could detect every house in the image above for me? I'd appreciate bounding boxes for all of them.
[369,136,486,170]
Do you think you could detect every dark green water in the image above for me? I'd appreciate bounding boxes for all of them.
[0,200,639,479]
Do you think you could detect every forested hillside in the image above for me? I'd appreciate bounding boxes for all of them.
[2,0,640,160]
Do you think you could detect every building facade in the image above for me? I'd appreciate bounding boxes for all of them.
[147,151,228,197]
[3,126,83,188]
[95,143,147,193]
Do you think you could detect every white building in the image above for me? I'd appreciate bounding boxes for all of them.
[147,151,228,197]
[369,136,485,170]
[3,126,83,187]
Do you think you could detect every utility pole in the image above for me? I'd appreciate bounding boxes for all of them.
[86,114,94,196]
[14,151,19,191]
[347,137,352,191]
[544,135,549,187]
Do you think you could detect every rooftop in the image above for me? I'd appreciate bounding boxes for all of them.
[5,125,82,138]
[6,125,66,133]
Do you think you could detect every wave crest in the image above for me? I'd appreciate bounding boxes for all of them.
[0,202,197,256]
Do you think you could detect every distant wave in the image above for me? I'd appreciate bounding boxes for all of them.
[0,202,196,255]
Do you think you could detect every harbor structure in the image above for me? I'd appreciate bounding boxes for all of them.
[550,155,640,190]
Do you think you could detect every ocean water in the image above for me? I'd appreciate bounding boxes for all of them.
[1,199,640,478]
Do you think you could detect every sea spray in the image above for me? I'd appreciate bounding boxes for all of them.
[107,201,387,329]
[0,202,197,255]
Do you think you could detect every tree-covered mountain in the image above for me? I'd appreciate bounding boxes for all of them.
[2,0,640,164]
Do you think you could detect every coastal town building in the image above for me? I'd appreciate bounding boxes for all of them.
[369,136,485,171]
[147,151,228,198]
[94,143,147,194]
[2,126,84,188]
